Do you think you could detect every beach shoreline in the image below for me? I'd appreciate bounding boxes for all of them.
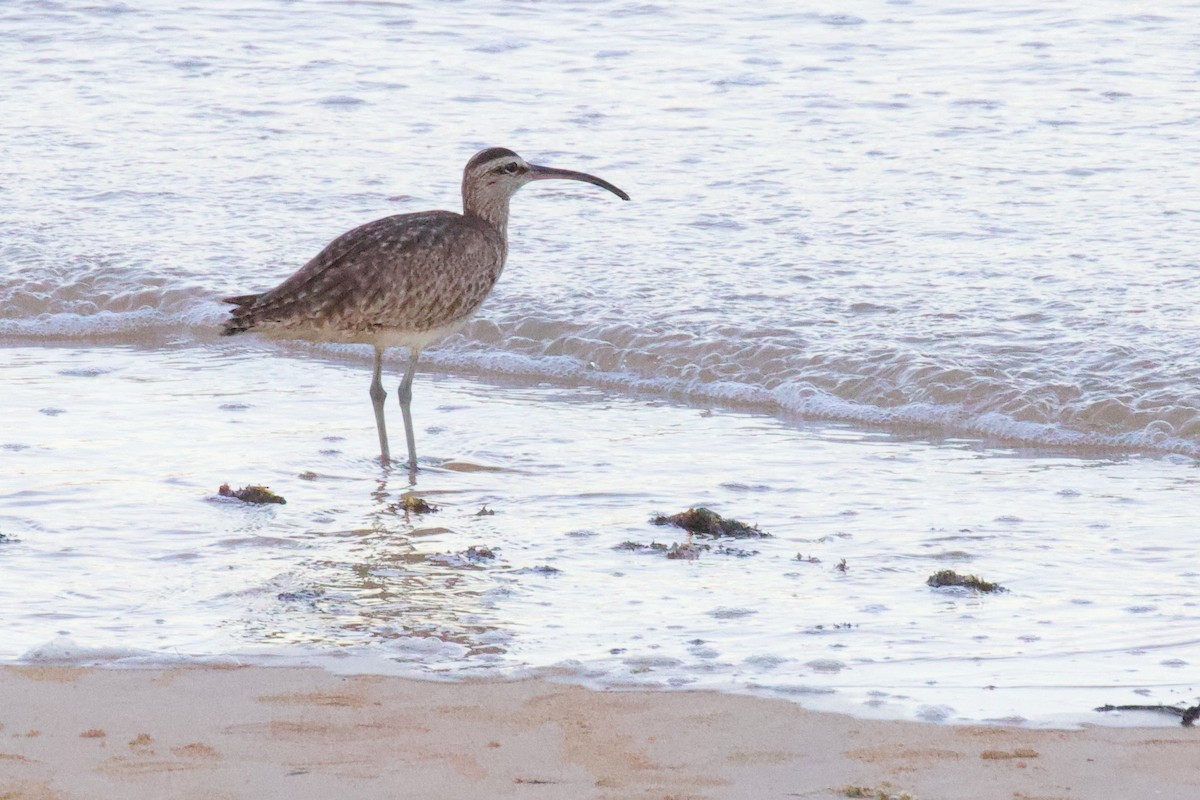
[0,664,1196,799]
[6,2,1200,797]
[5,343,1200,728]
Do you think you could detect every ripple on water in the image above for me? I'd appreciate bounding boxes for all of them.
[707,607,758,619]
[821,13,866,25]
[318,95,367,107]
[4,0,1200,727]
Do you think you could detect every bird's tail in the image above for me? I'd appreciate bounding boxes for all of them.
[221,293,261,336]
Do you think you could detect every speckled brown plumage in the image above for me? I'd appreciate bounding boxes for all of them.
[220,146,629,468]
[222,211,505,346]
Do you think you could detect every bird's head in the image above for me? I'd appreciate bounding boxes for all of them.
[461,147,629,224]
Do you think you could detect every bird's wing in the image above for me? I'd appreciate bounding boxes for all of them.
[225,210,497,334]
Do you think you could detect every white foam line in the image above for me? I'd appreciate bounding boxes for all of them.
[4,306,1197,457]
[424,346,1200,457]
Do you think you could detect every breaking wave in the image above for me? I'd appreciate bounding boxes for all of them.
[4,265,1199,457]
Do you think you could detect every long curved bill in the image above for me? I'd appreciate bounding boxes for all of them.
[529,163,630,201]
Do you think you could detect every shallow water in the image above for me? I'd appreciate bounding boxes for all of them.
[5,345,1200,726]
[5,0,1200,451]
[3,0,1200,725]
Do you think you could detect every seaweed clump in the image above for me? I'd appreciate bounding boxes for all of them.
[277,588,324,602]
[841,786,915,800]
[979,748,1039,760]
[926,569,1005,593]
[1095,702,1200,727]
[389,495,439,515]
[219,483,286,505]
[614,540,759,560]
[615,540,668,553]
[714,544,758,558]
[615,540,712,559]
[465,545,496,561]
[665,542,704,560]
[651,507,767,538]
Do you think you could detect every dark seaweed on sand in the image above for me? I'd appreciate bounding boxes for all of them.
[218,483,286,505]
[651,507,768,538]
[926,569,1005,593]
[841,787,916,800]
[1095,702,1200,727]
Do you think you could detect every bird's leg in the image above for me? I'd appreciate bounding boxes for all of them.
[398,347,421,471]
[370,346,392,466]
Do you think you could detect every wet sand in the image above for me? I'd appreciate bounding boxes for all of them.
[0,665,1195,799]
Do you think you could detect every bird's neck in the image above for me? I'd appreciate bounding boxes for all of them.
[462,188,511,239]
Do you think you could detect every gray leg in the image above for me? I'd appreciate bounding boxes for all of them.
[370,346,391,466]
[398,348,421,471]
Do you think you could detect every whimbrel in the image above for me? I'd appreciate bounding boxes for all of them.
[221,147,629,469]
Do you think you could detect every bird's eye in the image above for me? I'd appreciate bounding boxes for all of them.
[501,163,521,175]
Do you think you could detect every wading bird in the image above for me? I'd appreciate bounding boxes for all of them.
[222,147,629,469]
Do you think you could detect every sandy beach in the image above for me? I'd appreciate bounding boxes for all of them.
[0,665,1195,799]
